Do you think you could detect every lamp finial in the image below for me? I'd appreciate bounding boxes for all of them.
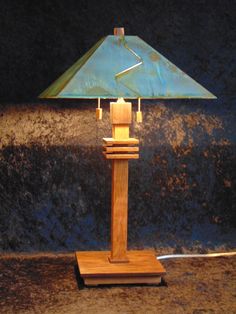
[114,27,125,36]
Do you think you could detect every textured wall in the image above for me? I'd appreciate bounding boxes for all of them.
[0,0,235,251]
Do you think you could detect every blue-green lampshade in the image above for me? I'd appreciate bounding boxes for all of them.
[39,35,216,99]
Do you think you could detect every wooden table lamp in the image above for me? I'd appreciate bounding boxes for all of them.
[39,27,216,286]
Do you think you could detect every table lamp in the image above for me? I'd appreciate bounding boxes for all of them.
[39,27,216,286]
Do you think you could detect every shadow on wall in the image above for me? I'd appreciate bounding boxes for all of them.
[0,101,235,251]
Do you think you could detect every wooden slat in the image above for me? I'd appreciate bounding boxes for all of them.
[104,146,139,153]
[84,275,161,286]
[103,138,139,146]
[103,153,139,160]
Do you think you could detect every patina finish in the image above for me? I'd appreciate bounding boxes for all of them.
[39,35,215,99]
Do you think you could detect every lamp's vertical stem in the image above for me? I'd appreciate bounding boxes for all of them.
[110,159,129,262]
[109,99,131,263]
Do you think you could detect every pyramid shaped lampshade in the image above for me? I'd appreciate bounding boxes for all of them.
[39,29,216,100]
[39,28,216,286]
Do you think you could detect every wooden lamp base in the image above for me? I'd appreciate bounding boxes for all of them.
[75,250,166,286]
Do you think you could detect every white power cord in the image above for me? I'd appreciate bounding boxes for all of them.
[157,251,236,260]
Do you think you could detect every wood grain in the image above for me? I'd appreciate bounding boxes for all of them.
[136,110,143,123]
[112,125,129,139]
[84,276,161,286]
[110,101,132,125]
[76,250,166,285]
[103,138,139,145]
[110,159,129,261]
[114,27,125,36]
[103,152,139,160]
[76,250,165,274]
[109,100,134,262]
[104,147,139,153]
[96,108,102,120]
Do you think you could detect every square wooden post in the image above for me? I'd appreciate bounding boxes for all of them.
[109,99,131,262]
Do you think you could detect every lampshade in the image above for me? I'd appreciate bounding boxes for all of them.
[39,32,216,99]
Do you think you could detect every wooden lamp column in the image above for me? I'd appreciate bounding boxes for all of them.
[105,98,138,263]
[76,97,166,286]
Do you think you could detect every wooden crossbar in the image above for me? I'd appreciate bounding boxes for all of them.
[104,147,139,153]
[103,138,139,146]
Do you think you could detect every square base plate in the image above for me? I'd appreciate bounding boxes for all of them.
[75,250,166,286]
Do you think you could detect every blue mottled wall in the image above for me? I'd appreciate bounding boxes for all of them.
[0,0,235,251]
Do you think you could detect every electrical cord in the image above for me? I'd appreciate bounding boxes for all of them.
[157,252,236,260]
